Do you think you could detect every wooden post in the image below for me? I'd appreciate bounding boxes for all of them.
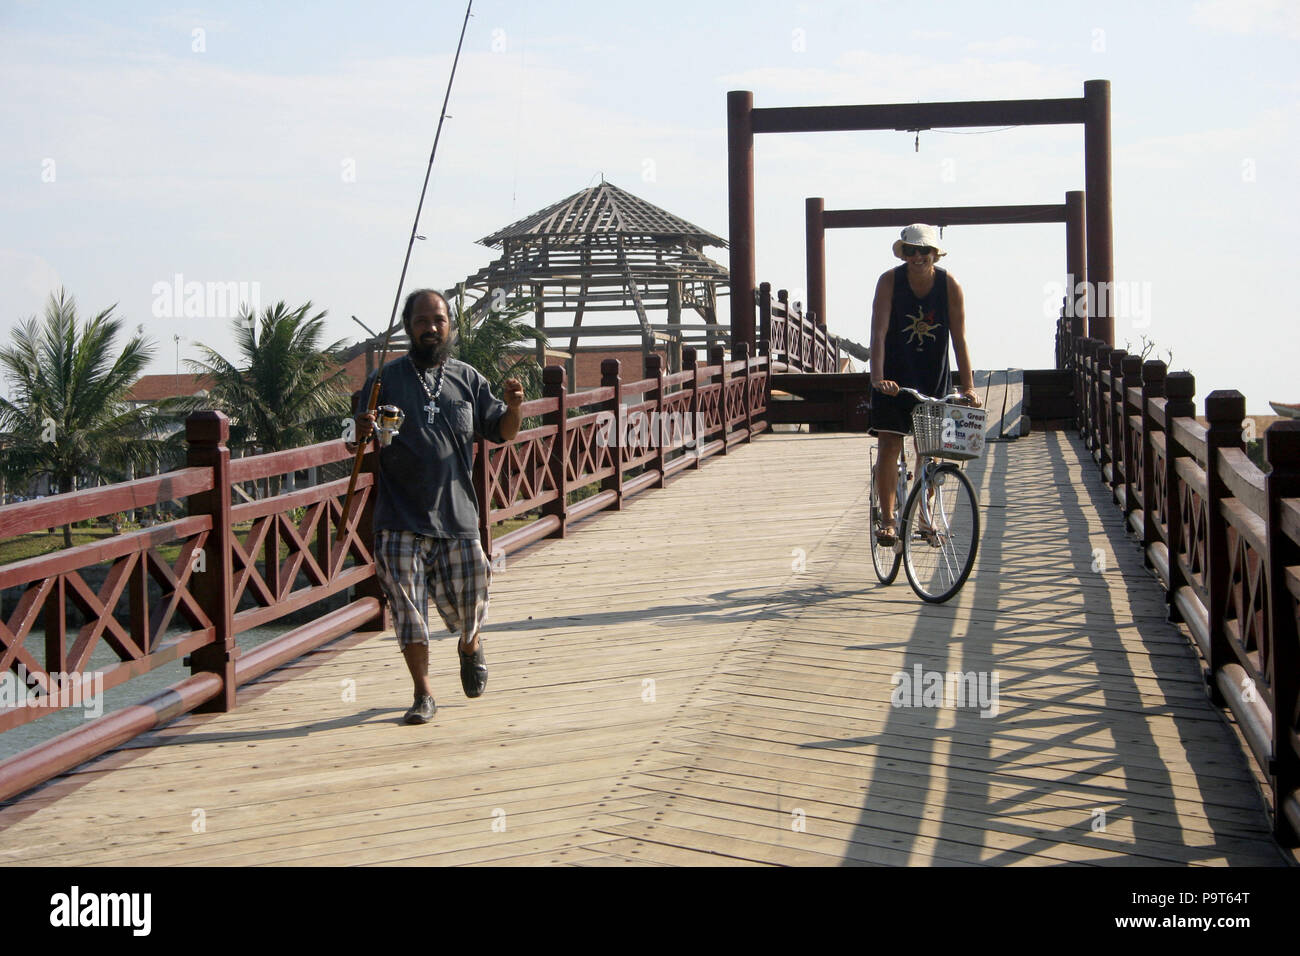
[1074,334,1089,434]
[1107,349,1128,503]
[1162,372,1196,623]
[1140,360,1167,567]
[1083,340,1098,450]
[758,282,773,361]
[185,411,237,713]
[541,365,569,537]
[475,433,493,557]
[533,282,547,369]
[645,353,668,488]
[684,347,702,470]
[601,359,624,509]
[806,197,826,328]
[1094,345,1114,468]
[1120,353,1142,518]
[1203,389,1247,704]
[1084,79,1114,346]
[777,287,791,367]
[709,345,728,455]
[1264,421,1300,845]
[1065,189,1087,344]
[354,442,390,631]
[737,341,753,443]
[667,280,683,375]
[728,90,756,361]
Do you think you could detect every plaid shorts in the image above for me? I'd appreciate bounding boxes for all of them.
[374,530,493,648]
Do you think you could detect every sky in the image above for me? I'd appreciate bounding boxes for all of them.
[1,0,1297,413]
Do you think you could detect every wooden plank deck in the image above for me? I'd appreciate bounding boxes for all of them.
[0,432,1285,866]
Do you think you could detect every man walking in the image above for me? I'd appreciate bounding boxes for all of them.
[352,289,524,724]
[870,224,980,545]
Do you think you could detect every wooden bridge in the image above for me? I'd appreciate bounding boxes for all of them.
[3,81,1299,868]
[0,329,1296,865]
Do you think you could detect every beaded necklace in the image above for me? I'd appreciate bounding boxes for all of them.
[409,355,446,425]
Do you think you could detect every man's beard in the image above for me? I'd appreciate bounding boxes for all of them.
[411,335,453,367]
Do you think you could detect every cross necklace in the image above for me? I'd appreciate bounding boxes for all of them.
[410,356,446,425]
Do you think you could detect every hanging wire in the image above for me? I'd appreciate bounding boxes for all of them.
[906,125,1018,152]
[929,126,1018,134]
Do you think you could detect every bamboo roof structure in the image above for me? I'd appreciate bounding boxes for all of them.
[457,180,731,381]
[478,180,726,248]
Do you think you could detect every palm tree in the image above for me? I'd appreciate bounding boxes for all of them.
[177,302,353,486]
[449,289,547,400]
[0,290,163,546]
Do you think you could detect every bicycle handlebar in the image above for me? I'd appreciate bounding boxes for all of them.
[885,385,977,407]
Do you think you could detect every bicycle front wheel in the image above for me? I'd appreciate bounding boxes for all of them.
[869,459,902,585]
[902,464,979,603]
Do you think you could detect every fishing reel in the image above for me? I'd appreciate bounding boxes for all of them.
[374,404,405,446]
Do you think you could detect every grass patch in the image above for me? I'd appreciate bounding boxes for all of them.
[0,528,118,566]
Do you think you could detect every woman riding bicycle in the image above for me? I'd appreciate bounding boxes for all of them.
[870,223,980,546]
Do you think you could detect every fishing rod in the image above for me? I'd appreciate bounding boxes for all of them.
[338,0,473,540]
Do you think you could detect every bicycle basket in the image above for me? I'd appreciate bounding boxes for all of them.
[911,400,988,460]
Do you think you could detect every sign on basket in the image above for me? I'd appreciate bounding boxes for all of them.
[912,402,987,461]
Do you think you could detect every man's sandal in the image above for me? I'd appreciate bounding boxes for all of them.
[875,524,898,548]
[458,641,488,699]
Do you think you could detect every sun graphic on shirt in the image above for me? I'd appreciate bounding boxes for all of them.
[904,306,938,349]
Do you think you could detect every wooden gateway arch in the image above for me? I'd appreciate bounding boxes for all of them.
[803,192,1088,351]
[727,81,1116,357]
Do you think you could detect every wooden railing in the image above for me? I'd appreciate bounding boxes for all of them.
[1067,334,1300,846]
[758,282,840,374]
[0,412,383,800]
[476,344,768,559]
[0,347,771,801]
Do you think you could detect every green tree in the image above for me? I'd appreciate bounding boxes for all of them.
[0,289,163,546]
[177,301,353,463]
[450,289,547,400]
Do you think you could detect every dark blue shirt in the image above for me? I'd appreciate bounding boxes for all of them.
[361,356,507,539]
[884,264,951,399]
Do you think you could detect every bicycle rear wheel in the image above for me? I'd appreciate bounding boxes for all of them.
[902,463,979,603]
[869,455,903,585]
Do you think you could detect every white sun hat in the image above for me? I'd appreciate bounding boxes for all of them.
[892,223,946,259]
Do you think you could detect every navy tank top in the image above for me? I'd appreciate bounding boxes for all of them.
[884,264,951,399]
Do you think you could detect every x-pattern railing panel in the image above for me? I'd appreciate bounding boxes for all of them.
[0,520,216,732]
[1224,522,1271,706]
[566,416,614,486]
[724,378,747,426]
[1152,445,1169,542]
[696,383,723,435]
[1179,479,1210,594]
[622,400,657,464]
[486,432,556,515]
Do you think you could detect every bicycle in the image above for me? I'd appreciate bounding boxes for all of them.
[868,387,987,603]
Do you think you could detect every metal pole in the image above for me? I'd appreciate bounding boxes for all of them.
[338,0,474,534]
